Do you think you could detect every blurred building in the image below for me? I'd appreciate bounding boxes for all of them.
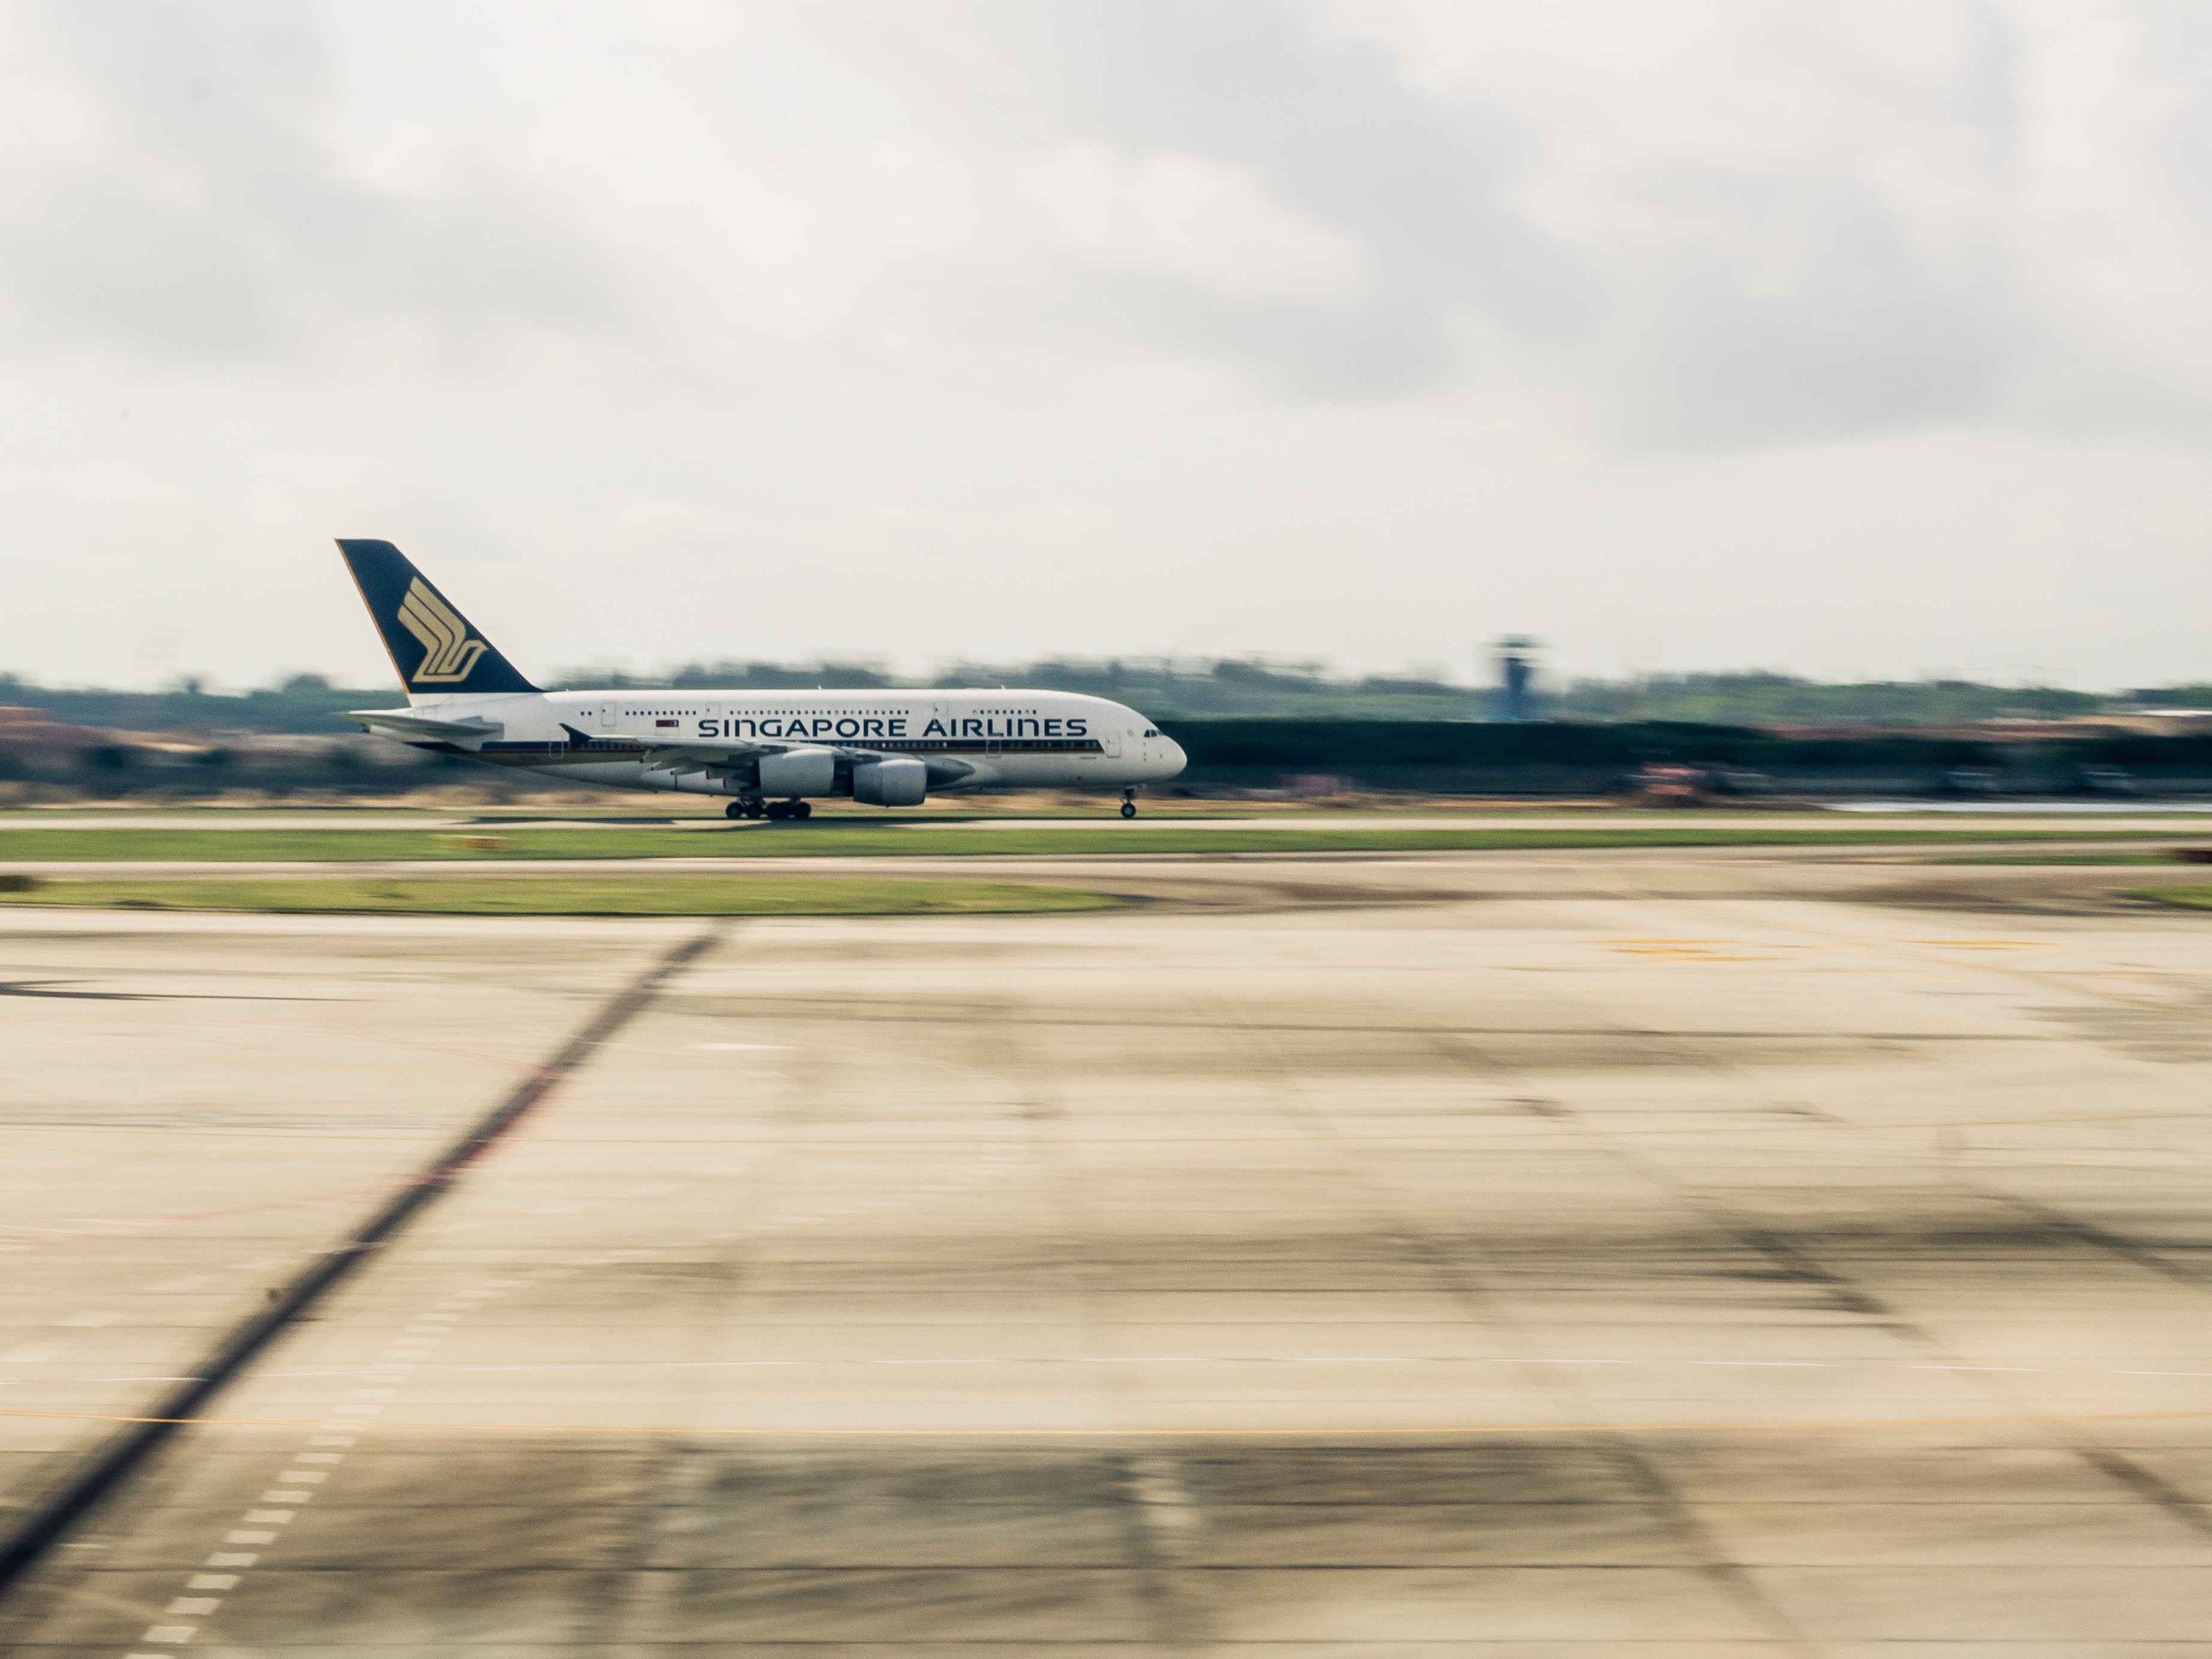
[0,706,112,761]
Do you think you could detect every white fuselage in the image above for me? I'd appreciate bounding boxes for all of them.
[400,687,1186,799]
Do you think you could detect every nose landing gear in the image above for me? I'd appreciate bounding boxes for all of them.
[1120,788,1138,819]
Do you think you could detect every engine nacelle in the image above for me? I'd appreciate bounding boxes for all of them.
[757,746,835,797]
[853,756,927,807]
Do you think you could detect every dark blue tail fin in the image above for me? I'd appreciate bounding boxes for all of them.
[337,540,539,697]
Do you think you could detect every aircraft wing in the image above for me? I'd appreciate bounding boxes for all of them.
[570,730,777,773]
[346,709,504,751]
[596,732,907,768]
[604,732,777,759]
[588,729,974,787]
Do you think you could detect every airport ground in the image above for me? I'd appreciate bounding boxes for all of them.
[4,837,2212,1652]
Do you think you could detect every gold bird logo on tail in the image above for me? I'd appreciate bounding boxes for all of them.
[397,578,490,683]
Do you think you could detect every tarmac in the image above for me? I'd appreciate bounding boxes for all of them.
[3,853,2212,1652]
[8,809,2212,832]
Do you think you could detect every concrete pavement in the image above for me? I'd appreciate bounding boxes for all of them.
[4,858,2212,1651]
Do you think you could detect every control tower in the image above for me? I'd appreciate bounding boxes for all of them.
[1493,635,1539,722]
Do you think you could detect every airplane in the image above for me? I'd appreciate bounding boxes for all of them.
[337,539,1187,819]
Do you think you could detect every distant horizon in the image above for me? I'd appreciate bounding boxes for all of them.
[8,658,2209,701]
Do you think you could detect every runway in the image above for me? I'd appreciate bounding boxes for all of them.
[4,855,2212,1652]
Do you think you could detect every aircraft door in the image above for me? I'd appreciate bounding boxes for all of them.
[1101,726,1121,759]
[597,703,617,732]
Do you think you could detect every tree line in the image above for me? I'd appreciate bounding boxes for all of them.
[1,663,2200,735]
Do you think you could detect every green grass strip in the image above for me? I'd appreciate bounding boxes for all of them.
[0,824,2198,863]
[0,876,1121,918]
[2135,885,2212,912]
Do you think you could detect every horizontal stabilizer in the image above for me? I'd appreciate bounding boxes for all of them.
[346,709,504,750]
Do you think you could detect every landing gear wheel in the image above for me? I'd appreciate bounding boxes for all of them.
[793,800,812,819]
[1120,789,1138,819]
[764,801,791,821]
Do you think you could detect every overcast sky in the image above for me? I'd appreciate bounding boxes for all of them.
[5,1,2212,692]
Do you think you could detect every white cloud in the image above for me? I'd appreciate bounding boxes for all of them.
[1317,0,2212,440]
[2,0,2212,689]
[1023,144,1371,304]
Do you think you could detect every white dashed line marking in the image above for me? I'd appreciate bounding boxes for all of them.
[1904,1364,2044,1373]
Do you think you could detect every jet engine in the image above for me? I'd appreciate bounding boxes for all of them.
[852,756,928,807]
[757,746,836,797]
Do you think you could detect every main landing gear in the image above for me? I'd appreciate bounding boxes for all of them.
[724,797,809,821]
[728,797,811,821]
[1120,788,1138,819]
